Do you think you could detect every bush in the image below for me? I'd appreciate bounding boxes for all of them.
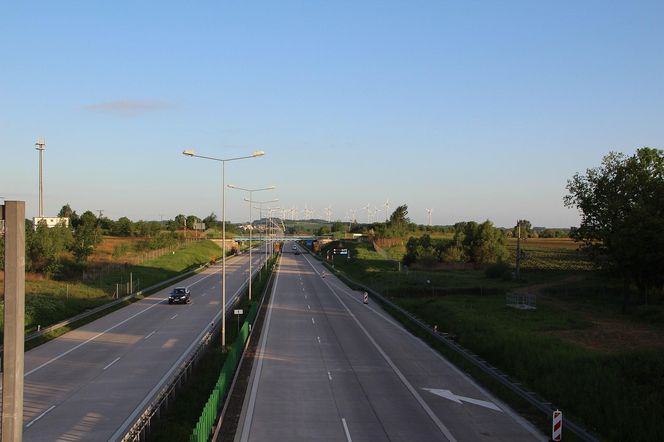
[485,261,511,279]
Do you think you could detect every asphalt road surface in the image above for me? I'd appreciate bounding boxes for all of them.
[11,249,266,441]
[234,244,545,442]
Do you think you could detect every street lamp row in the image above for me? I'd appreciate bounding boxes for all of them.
[182,148,265,348]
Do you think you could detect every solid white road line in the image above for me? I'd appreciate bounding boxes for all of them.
[170,314,178,320]
[103,357,121,371]
[24,253,257,378]
[312,317,315,324]
[328,371,333,381]
[144,331,156,340]
[342,418,353,442]
[25,405,55,428]
[302,253,458,442]
[304,256,544,440]
[239,255,282,442]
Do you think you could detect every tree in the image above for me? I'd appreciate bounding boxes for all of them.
[331,221,344,232]
[70,211,101,263]
[113,217,134,236]
[186,215,200,229]
[174,214,186,229]
[203,212,218,229]
[513,220,532,238]
[565,147,664,307]
[28,219,73,274]
[388,205,410,228]
[462,220,507,264]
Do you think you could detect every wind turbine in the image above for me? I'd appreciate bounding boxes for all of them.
[324,205,332,223]
[350,209,357,224]
[384,198,390,222]
[426,208,433,226]
[363,203,371,223]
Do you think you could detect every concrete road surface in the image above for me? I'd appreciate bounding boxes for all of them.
[234,244,544,442]
[7,249,266,441]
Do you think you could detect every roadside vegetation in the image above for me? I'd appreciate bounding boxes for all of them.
[0,238,221,340]
[311,147,664,442]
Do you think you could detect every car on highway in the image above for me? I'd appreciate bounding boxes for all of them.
[168,287,191,304]
[292,245,297,250]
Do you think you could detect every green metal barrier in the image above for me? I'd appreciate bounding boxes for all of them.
[188,300,261,441]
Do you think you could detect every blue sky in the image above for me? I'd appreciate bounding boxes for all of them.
[1,1,662,227]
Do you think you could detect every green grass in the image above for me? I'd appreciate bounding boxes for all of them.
[0,240,222,340]
[396,295,664,441]
[328,241,578,297]
[321,239,664,441]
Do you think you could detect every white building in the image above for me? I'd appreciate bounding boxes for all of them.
[33,217,70,230]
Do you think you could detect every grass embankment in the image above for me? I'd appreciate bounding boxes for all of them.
[325,240,664,441]
[147,254,278,442]
[0,240,221,341]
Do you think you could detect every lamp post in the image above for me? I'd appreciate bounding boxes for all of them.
[267,206,282,256]
[182,148,264,348]
[248,198,278,261]
[228,184,275,301]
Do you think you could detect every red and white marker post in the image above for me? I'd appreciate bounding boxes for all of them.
[363,291,369,304]
[552,409,563,441]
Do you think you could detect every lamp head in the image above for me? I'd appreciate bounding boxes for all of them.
[182,149,195,156]
[252,150,265,157]
[228,184,237,189]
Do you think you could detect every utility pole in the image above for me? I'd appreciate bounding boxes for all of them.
[515,221,522,280]
[2,200,26,442]
[35,137,46,217]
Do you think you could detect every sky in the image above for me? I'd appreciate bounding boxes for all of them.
[1,1,662,228]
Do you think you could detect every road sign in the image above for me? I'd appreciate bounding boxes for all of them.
[234,309,243,315]
[552,410,563,441]
[193,222,206,230]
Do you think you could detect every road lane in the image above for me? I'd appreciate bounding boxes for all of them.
[12,247,267,441]
[235,244,545,441]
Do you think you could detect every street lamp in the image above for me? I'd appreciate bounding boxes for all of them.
[182,148,264,348]
[227,184,275,301]
[247,198,279,260]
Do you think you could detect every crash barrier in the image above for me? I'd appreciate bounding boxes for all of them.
[189,302,259,442]
[19,262,212,346]
[316,257,599,442]
[119,255,270,442]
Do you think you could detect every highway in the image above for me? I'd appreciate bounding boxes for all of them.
[14,248,266,441]
[234,244,545,441]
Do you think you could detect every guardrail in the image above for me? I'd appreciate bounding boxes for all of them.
[117,254,271,442]
[189,303,259,442]
[314,252,600,442]
[189,256,276,442]
[20,262,211,344]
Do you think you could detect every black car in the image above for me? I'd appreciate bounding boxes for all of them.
[169,287,191,304]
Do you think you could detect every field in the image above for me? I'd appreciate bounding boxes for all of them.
[322,238,664,441]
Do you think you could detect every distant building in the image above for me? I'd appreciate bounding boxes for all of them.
[32,216,69,230]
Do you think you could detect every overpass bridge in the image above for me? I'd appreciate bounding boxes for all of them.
[232,235,319,241]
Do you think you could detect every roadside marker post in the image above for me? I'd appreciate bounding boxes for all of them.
[552,409,563,441]
[363,291,368,304]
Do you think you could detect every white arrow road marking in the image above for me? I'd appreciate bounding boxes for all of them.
[423,388,502,412]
